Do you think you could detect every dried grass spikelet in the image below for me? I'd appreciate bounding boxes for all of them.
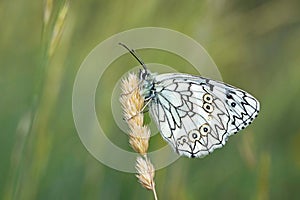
[120,73,158,200]
[129,124,150,156]
[136,156,156,190]
[120,73,150,155]
[120,73,144,127]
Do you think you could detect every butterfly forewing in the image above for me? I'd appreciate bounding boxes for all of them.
[146,73,260,158]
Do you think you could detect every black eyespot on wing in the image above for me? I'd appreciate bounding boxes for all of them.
[203,103,214,113]
[203,93,213,103]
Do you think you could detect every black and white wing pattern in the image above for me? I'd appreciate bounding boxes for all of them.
[148,73,260,158]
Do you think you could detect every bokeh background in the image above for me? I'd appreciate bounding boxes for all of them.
[1,0,300,199]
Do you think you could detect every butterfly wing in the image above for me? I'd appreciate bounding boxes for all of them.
[148,73,260,158]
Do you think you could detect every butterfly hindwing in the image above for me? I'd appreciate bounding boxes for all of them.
[148,73,260,158]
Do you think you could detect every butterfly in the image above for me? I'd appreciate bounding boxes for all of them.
[119,43,260,158]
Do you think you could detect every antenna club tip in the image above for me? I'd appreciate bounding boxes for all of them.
[118,42,131,51]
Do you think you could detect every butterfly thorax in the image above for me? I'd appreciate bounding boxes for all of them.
[139,69,157,100]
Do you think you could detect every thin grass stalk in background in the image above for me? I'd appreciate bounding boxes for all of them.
[48,0,69,58]
[120,73,158,200]
[3,1,69,199]
[256,152,270,200]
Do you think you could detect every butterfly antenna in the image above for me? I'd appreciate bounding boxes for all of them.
[118,42,148,71]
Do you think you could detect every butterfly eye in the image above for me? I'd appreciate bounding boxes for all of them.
[188,130,201,142]
[203,93,213,103]
[199,124,211,136]
[203,103,214,113]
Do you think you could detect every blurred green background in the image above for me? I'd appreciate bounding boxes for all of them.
[1,0,300,199]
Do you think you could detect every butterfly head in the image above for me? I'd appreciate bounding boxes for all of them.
[139,67,151,81]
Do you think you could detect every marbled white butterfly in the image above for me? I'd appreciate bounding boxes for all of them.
[120,43,260,158]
